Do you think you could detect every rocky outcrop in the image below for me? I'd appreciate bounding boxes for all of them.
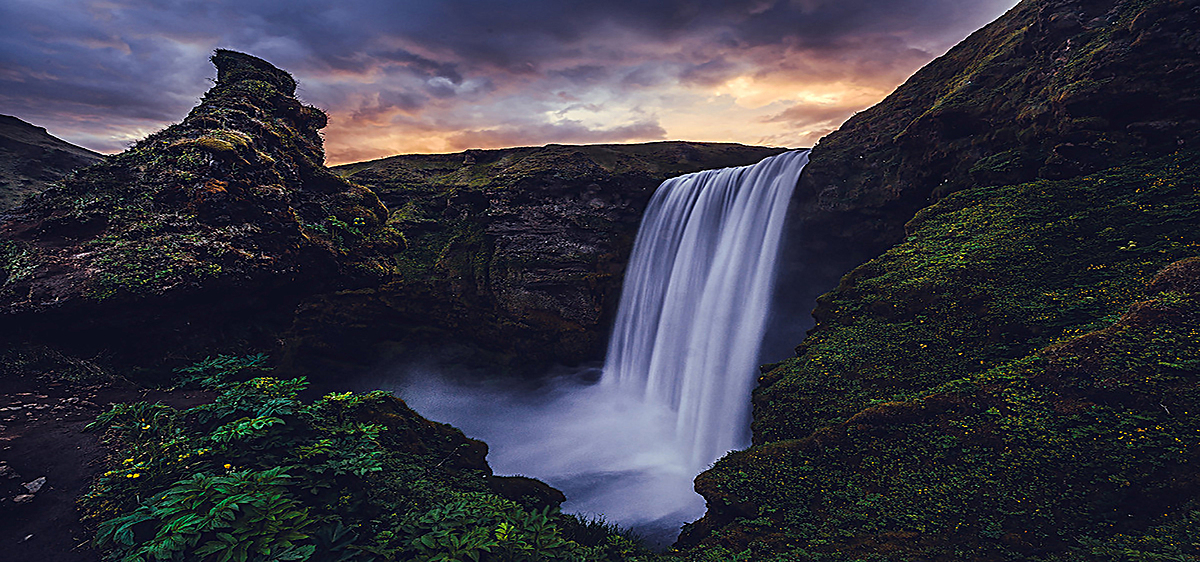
[284,143,785,374]
[0,51,398,363]
[683,145,1200,561]
[0,115,102,212]
[788,0,1200,276]
[681,0,1200,556]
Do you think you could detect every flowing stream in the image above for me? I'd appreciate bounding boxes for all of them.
[383,150,809,543]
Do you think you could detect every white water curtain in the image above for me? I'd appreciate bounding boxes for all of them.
[603,149,809,468]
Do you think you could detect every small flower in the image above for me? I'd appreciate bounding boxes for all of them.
[224,463,233,470]
[131,473,141,479]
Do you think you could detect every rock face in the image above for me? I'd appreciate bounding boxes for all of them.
[0,51,397,362]
[284,143,785,374]
[681,0,1200,559]
[0,115,102,212]
[788,0,1200,275]
[685,146,1200,562]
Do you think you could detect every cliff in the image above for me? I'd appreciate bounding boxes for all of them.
[0,115,102,212]
[785,0,1200,287]
[284,142,784,374]
[682,0,1200,559]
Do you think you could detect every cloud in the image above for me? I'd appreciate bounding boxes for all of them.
[445,119,669,151]
[763,103,859,127]
[0,0,1020,164]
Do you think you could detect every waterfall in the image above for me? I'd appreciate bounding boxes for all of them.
[383,149,809,541]
[603,149,809,469]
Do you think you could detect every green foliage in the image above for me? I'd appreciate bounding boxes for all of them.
[397,494,590,562]
[175,353,271,388]
[0,239,36,289]
[84,356,646,562]
[193,377,306,424]
[95,467,314,562]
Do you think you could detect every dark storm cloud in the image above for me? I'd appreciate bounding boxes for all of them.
[0,0,1018,161]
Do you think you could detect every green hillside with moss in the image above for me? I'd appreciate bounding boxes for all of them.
[668,0,1200,559]
[677,148,1200,561]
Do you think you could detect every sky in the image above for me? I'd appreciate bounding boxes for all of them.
[0,0,1019,165]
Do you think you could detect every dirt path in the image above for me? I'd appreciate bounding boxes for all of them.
[0,367,211,561]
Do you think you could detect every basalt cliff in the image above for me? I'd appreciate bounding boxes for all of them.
[289,142,783,374]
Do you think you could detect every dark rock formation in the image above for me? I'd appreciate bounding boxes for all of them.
[788,0,1200,284]
[0,115,102,212]
[0,50,398,364]
[284,143,785,375]
[681,0,1200,556]
[683,145,1200,561]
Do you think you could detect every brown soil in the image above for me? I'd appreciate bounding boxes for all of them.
[0,368,212,561]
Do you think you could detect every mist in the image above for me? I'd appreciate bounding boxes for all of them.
[361,362,708,546]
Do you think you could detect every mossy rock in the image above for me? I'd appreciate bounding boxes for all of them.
[0,50,398,365]
[681,148,1200,560]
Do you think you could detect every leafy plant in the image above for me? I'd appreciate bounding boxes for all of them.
[85,356,647,562]
[96,467,315,562]
[175,353,271,388]
[399,494,588,562]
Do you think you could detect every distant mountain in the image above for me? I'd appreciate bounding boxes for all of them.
[0,115,102,212]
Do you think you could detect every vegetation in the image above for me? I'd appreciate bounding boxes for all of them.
[83,355,650,562]
[682,150,1200,560]
[9,1,1200,558]
[757,148,1200,441]
[0,50,398,312]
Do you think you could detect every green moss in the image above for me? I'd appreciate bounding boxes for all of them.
[757,149,1200,443]
[0,239,36,289]
[683,149,1200,560]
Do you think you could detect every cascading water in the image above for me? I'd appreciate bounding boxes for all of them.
[603,149,809,469]
[382,149,809,543]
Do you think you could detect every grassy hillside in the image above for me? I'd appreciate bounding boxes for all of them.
[669,0,1200,557]
[0,115,102,212]
[681,148,1200,560]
